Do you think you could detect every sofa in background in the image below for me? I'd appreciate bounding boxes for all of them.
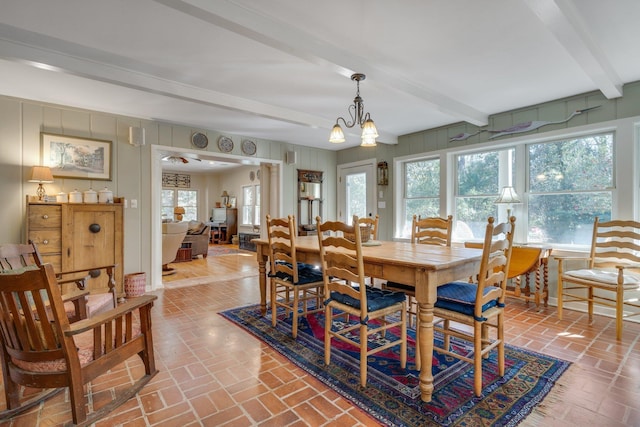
[183,221,210,259]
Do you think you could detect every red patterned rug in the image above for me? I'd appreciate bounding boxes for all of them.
[221,304,571,426]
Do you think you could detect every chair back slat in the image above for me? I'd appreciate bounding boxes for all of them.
[266,215,301,282]
[317,216,367,314]
[591,217,640,268]
[475,217,516,315]
[0,264,68,362]
[0,243,42,271]
[412,215,453,247]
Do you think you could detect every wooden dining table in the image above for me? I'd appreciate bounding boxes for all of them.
[253,235,483,402]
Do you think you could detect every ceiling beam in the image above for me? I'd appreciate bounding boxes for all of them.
[523,0,623,99]
[155,0,488,126]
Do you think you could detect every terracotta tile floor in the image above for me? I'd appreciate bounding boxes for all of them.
[2,251,640,426]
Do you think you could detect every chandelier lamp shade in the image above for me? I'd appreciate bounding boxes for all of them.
[329,73,379,147]
[494,186,522,218]
[28,166,54,201]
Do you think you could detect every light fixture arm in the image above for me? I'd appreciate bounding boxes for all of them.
[329,73,378,146]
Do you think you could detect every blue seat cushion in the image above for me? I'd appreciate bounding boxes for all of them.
[435,281,499,318]
[269,262,323,285]
[330,286,406,312]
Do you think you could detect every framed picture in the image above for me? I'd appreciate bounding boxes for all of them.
[41,133,112,180]
[229,196,237,208]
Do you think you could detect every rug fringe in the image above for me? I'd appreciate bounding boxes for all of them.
[521,363,580,426]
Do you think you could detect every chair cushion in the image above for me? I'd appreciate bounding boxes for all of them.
[270,262,323,285]
[564,268,640,287]
[435,281,499,317]
[330,286,405,312]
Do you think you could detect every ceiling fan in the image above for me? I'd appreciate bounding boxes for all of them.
[161,155,201,164]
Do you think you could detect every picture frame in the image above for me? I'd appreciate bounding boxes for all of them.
[41,132,112,180]
[229,196,237,208]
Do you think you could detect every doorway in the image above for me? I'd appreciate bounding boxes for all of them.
[337,159,377,225]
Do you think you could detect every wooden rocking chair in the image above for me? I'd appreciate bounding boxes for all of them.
[0,263,158,426]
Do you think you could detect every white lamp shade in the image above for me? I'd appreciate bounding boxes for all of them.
[495,186,521,204]
[329,124,345,143]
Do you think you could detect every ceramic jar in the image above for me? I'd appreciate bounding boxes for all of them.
[83,188,97,203]
[56,192,68,203]
[69,189,82,203]
[98,187,113,203]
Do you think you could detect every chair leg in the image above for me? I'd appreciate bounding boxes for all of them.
[271,280,277,327]
[587,286,594,323]
[415,310,421,371]
[292,289,300,338]
[69,373,87,424]
[557,276,564,320]
[360,322,368,387]
[498,312,505,377]
[616,286,624,340]
[400,305,407,369]
[325,305,332,366]
[443,319,451,350]
[473,321,483,397]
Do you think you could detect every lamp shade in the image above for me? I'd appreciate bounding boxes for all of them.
[173,206,185,215]
[329,124,345,143]
[221,190,229,197]
[495,186,521,204]
[28,166,54,183]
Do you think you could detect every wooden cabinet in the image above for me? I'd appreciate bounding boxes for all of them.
[210,208,237,243]
[26,200,124,298]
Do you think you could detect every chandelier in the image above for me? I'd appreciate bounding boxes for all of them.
[329,73,379,147]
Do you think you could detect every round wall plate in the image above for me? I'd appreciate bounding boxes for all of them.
[217,136,233,153]
[191,132,208,148]
[241,139,257,156]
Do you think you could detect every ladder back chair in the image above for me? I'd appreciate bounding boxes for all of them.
[433,216,515,396]
[0,263,158,425]
[384,214,453,369]
[556,217,640,340]
[0,242,117,322]
[316,215,407,387]
[266,214,324,338]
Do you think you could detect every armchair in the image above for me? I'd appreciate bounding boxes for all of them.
[162,221,188,275]
[182,221,210,258]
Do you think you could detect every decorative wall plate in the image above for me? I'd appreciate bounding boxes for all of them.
[241,139,257,156]
[191,132,208,149]
[218,136,233,153]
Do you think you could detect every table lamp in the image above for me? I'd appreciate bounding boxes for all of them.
[174,206,185,221]
[29,166,54,201]
[495,186,521,218]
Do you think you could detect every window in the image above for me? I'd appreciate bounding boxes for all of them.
[455,148,514,240]
[162,189,198,221]
[399,158,440,238]
[242,185,260,226]
[528,133,613,246]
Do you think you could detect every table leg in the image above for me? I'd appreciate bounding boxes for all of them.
[418,301,435,402]
[256,245,268,315]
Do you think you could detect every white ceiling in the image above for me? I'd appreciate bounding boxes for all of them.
[1,0,638,158]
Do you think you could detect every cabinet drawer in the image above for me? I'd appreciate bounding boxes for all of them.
[28,230,62,253]
[39,254,61,272]
[29,205,62,228]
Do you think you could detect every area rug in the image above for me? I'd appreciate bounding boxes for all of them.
[207,246,240,256]
[220,304,571,427]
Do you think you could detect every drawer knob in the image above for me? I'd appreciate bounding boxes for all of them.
[42,214,49,219]
[89,223,101,233]
[42,239,49,245]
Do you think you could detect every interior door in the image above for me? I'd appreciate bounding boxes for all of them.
[338,161,376,225]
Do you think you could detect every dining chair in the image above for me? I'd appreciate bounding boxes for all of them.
[0,263,158,425]
[433,216,515,396]
[316,215,407,387]
[384,214,453,369]
[266,214,324,338]
[556,217,640,340]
